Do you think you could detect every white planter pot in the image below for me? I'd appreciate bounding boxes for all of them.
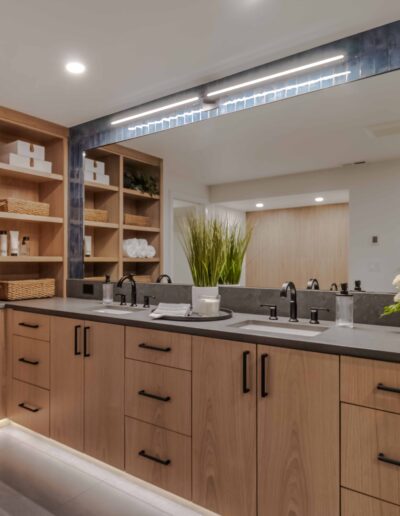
[192,286,219,314]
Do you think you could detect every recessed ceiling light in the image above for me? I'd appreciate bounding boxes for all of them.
[256,202,264,208]
[65,62,86,74]
[315,197,324,203]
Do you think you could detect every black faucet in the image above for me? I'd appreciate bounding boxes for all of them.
[280,281,298,322]
[330,283,338,291]
[306,278,320,290]
[156,274,172,284]
[117,273,137,307]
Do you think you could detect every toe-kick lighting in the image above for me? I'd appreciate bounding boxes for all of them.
[207,54,345,97]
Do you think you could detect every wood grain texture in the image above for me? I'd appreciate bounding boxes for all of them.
[12,311,50,341]
[125,359,191,436]
[341,488,400,516]
[246,203,348,289]
[341,356,400,413]
[125,417,191,500]
[12,335,49,389]
[125,327,191,371]
[0,310,5,418]
[0,106,69,139]
[84,321,125,469]
[341,403,400,505]
[50,316,84,451]
[192,336,257,516]
[9,378,49,436]
[258,345,339,516]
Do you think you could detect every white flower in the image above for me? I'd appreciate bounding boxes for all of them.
[394,292,400,303]
[393,275,400,289]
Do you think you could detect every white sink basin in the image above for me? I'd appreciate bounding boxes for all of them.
[231,320,328,338]
[90,305,146,315]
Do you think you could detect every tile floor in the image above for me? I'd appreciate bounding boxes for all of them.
[0,422,214,516]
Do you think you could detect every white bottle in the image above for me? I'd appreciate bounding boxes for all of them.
[102,275,113,305]
[336,283,354,328]
[9,230,19,256]
[0,231,7,256]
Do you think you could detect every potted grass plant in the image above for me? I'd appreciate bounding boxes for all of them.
[219,222,253,285]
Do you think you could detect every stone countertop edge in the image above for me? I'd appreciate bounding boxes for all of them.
[3,297,400,362]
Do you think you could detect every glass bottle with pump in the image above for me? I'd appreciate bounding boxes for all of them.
[336,282,354,328]
[102,275,113,305]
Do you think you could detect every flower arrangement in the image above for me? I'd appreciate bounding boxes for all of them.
[382,274,400,316]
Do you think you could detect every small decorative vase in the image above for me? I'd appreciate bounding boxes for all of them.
[192,286,219,313]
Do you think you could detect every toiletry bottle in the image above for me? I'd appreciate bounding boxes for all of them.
[102,275,113,305]
[21,236,30,256]
[0,231,7,256]
[335,282,354,328]
[9,230,19,256]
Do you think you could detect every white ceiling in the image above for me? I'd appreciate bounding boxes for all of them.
[122,70,400,184]
[1,0,400,126]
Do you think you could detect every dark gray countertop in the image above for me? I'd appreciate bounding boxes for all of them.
[3,297,400,362]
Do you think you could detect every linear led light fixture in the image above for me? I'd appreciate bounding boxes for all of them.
[207,54,345,97]
[111,96,200,126]
[128,107,208,131]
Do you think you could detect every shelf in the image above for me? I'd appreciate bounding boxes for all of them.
[84,221,119,229]
[84,257,119,263]
[0,163,63,183]
[123,188,160,200]
[0,256,63,263]
[123,224,160,233]
[0,212,63,224]
[123,257,160,263]
[85,181,119,193]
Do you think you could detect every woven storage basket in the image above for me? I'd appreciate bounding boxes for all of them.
[124,213,151,227]
[0,198,50,217]
[84,208,108,223]
[0,278,55,301]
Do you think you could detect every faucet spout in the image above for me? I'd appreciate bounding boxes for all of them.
[280,281,298,322]
[117,273,137,306]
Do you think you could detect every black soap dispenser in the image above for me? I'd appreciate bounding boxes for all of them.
[335,283,354,328]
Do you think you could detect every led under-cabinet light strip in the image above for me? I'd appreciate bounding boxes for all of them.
[128,107,208,132]
[207,54,345,97]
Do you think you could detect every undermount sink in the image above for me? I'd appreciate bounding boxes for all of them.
[90,305,147,315]
[230,320,329,338]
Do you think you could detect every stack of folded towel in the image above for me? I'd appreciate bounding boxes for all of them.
[149,303,191,319]
[123,238,156,258]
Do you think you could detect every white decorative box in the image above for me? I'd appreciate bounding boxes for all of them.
[0,140,45,160]
[84,171,94,182]
[84,158,105,175]
[94,173,110,185]
[0,153,52,173]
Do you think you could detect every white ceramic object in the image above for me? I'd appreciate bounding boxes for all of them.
[83,158,105,175]
[84,171,94,182]
[84,235,92,257]
[94,173,110,185]
[0,153,52,173]
[192,286,219,314]
[0,140,45,160]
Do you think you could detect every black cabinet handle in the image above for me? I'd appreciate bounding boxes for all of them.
[18,357,39,366]
[84,326,90,357]
[18,402,40,413]
[74,325,81,356]
[378,453,400,467]
[138,389,171,402]
[19,322,39,329]
[242,350,250,394]
[138,343,171,353]
[138,449,171,466]
[377,383,400,394]
[261,353,269,397]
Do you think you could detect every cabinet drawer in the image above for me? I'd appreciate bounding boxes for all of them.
[125,417,191,500]
[12,311,50,342]
[125,360,191,436]
[341,488,400,516]
[9,379,49,436]
[12,335,49,389]
[342,403,400,505]
[341,356,400,414]
[125,327,191,371]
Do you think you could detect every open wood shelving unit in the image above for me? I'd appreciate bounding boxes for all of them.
[84,144,163,283]
[0,107,68,296]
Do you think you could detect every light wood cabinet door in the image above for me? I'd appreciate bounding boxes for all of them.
[341,488,400,516]
[258,345,339,516]
[84,321,124,470]
[50,316,84,451]
[192,336,257,516]
[0,310,5,418]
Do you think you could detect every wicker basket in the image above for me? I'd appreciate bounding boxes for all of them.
[84,208,108,223]
[0,278,55,301]
[0,198,50,217]
[124,213,151,227]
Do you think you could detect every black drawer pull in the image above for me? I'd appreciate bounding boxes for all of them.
[18,402,40,413]
[138,449,171,466]
[242,350,250,394]
[261,353,269,397]
[377,383,400,394]
[138,389,171,402]
[138,343,171,353]
[378,453,400,467]
[84,326,90,357]
[19,322,39,329]
[74,325,81,356]
[18,357,39,366]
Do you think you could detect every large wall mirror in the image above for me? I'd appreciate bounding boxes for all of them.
[90,69,400,292]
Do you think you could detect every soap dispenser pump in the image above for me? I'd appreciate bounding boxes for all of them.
[335,282,354,328]
[102,275,113,305]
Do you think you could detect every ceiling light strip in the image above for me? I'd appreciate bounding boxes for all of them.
[111,96,200,126]
[128,107,208,132]
[207,54,345,97]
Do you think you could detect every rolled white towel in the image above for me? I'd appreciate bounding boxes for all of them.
[145,245,156,258]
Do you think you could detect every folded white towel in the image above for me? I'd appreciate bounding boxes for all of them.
[149,303,191,319]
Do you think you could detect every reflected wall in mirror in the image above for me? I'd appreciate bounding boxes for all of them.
[97,69,400,292]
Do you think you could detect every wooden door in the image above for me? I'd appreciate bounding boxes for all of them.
[192,336,257,516]
[50,316,84,450]
[257,345,339,516]
[84,321,124,469]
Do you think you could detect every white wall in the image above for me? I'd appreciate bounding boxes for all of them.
[209,158,400,292]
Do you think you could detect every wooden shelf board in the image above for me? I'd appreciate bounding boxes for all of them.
[84,181,118,193]
[84,221,119,229]
[84,257,119,263]
[0,212,63,224]
[0,163,63,183]
[123,188,160,200]
[123,258,160,263]
[0,256,62,263]
[123,224,160,233]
